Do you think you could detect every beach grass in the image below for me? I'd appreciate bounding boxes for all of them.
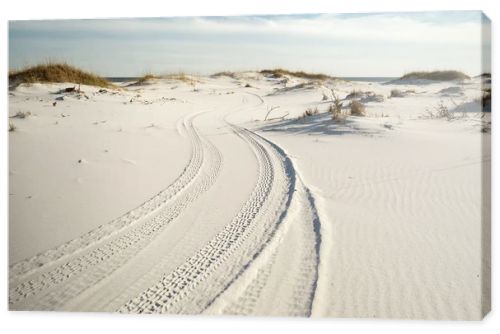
[9,63,114,88]
[400,71,470,81]
[260,68,332,81]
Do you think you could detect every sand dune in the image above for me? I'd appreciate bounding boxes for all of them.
[8,73,490,319]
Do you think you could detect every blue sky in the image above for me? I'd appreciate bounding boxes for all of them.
[9,11,491,77]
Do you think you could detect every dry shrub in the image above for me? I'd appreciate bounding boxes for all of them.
[390,89,405,98]
[298,107,319,119]
[350,101,366,116]
[304,107,319,117]
[424,101,453,120]
[328,89,343,120]
[345,90,363,99]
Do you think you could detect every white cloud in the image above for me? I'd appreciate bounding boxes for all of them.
[9,13,487,76]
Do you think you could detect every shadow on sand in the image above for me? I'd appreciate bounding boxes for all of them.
[255,113,383,137]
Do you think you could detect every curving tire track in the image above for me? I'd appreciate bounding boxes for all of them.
[118,124,294,314]
[9,114,223,310]
[10,113,206,281]
[212,176,322,317]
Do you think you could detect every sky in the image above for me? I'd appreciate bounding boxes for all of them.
[9,11,491,77]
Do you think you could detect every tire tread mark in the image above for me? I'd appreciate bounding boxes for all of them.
[9,118,222,310]
[10,114,205,281]
[118,124,292,314]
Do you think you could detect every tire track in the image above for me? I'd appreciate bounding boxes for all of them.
[118,124,294,314]
[204,133,322,317]
[9,115,222,310]
[10,112,205,281]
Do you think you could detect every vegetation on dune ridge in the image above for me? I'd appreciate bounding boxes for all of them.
[400,71,470,81]
[260,68,333,81]
[349,101,366,116]
[134,74,161,84]
[9,63,113,88]
[131,72,200,86]
[163,73,200,84]
[211,71,237,78]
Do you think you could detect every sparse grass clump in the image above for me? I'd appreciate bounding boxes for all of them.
[211,71,236,78]
[390,89,416,98]
[345,90,385,103]
[400,71,470,81]
[304,107,319,117]
[134,74,160,85]
[328,89,343,120]
[434,102,452,119]
[9,122,16,132]
[424,100,454,120]
[345,90,363,99]
[390,89,405,98]
[298,107,319,119]
[10,111,32,119]
[349,101,366,116]
[129,72,200,86]
[164,73,199,84]
[9,63,113,88]
[261,69,332,81]
[328,103,342,120]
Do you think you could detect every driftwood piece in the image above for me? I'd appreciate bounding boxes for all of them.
[264,105,280,121]
[267,112,289,121]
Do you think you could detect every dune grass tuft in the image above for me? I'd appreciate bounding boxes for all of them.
[390,89,405,98]
[134,74,160,84]
[349,101,366,116]
[211,71,237,79]
[260,68,333,81]
[163,73,200,85]
[130,72,199,86]
[400,71,470,81]
[9,63,113,88]
[298,107,319,120]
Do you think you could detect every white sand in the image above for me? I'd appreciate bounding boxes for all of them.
[8,73,490,319]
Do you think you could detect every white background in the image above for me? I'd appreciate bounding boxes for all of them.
[0,0,498,333]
